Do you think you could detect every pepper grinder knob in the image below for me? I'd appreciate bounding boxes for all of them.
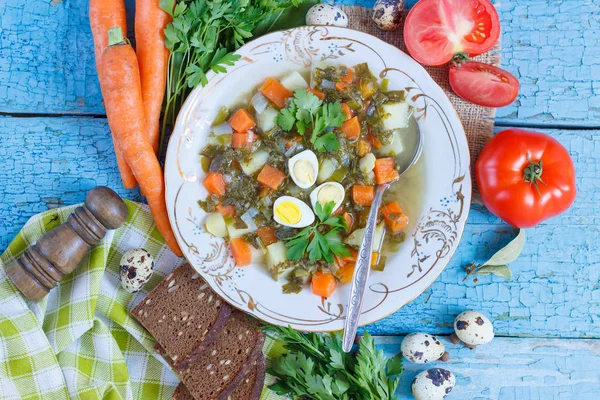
[6,186,128,302]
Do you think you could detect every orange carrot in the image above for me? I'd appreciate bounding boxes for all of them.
[337,264,354,284]
[367,133,382,149]
[341,103,353,120]
[341,67,355,83]
[230,238,252,267]
[357,138,372,157]
[374,158,400,184]
[381,201,409,234]
[308,87,325,100]
[229,109,256,133]
[260,78,293,108]
[312,271,337,298]
[216,204,236,217]
[343,248,358,264]
[100,27,181,256]
[89,0,137,189]
[135,0,171,154]
[203,172,226,197]
[258,186,270,199]
[257,165,286,190]
[352,185,375,206]
[335,81,351,91]
[231,132,250,149]
[342,116,361,140]
[257,226,278,246]
[343,212,354,232]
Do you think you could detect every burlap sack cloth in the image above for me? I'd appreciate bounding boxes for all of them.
[343,5,501,203]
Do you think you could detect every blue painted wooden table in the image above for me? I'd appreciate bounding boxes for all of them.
[1,0,599,398]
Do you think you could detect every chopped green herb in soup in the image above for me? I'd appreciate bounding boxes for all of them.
[199,63,421,297]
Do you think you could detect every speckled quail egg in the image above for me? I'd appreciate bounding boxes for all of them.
[273,196,315,228]
[310,182,345,214]
[288,150,319,189]
[372,0,403,32]
[401,333,445,364]
[412,368,455,400]
[120,248,154,293]
[306,4,349,27]
[454,310,495,346]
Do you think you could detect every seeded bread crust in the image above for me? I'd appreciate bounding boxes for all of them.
[157,312,265,400]
[132,263,232,366]
[173,357,265,400]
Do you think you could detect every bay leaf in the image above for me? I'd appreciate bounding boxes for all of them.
[476,265,513,279]
[482,229,526,267]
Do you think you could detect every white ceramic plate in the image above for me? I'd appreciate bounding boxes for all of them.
[165,26,471,332]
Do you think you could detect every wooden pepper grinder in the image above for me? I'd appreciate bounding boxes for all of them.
[6,186,128,302]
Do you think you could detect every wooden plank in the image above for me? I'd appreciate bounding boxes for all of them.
[0,116,141,252]
[1,117,597,339]
[372,336,600,399]
[1,1,599,127]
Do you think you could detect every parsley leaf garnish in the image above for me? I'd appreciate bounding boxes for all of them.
[262,326,404,400]
[283,201,350,262]
[277,90,346,153]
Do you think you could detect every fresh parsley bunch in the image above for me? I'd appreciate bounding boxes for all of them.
[277,90,347,153]
[264,326,404,400]
[284,201,351,262]
[158,0,313,150]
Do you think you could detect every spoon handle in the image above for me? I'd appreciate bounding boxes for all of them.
[342,184,389,352]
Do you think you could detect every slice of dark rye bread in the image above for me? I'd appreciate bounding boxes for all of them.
[172,356,266,400]
[132,263,232,366]
[156,311,265,400]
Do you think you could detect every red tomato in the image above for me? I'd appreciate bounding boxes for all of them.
[404,0,500,66]
[449,62,520,107]
[476,129,576,228]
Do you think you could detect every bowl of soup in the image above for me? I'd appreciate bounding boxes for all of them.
[165,26,471,331]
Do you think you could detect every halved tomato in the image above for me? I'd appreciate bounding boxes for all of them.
[404,0,500,66]
[449,62,520,107]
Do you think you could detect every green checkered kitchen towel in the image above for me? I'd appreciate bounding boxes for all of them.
[0,200,286,400]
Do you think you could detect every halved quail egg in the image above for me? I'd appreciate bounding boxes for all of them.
[310,182,345,214]
[288,150,319,189]
[273,196,315,228]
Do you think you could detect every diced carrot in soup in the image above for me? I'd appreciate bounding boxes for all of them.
[352,185,375,206]
[257,226,278,246]
[341,103,353,120]
[257,164,286,190]
[203,172,226,197]
[340,67,355,83]
[381,201,409,234]
[367,133,382,149]
[260,78,293,108]
[335,81,351,91]
[231,132,250,149]
[230,238,252,267]
[342,116,361,140]
[312,271,337,298]
[229,109,255,132]
[374,158,400,184]
[343,212,354,232]
[358,138,372,157]
[216,204,236,217]
[308,87,325,100]
[337,264,354,284]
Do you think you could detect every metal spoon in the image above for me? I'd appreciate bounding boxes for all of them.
[342,118,423,352]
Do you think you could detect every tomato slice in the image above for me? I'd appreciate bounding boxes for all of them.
[449,62,520,107]
[404,0,500,66]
